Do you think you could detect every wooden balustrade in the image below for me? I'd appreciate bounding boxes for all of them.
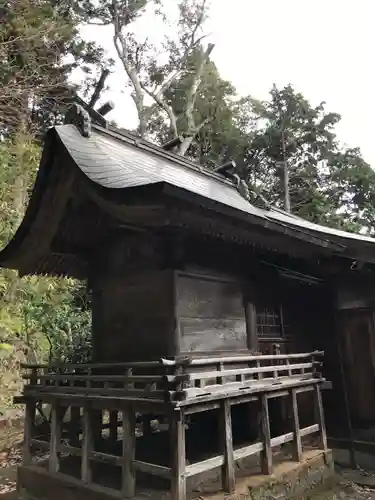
[18,351,328,500]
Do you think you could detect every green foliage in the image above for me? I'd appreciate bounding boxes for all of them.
[0,0,104,135]
[0,134,91,412]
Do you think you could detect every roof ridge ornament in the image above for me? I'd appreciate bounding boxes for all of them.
[64,103,91,138]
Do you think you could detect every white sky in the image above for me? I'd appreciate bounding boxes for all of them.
[81,0,375,165]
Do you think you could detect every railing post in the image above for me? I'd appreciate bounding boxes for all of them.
[170,409,186,500]
[219,399,235,493]
[109,410,118,441]
[290,388,302,462]
[315,384,328,452]
[23,400,35,466]
[49,401,62,473]
[70,406,81,447]
[260,393,272,474]
[81,404,93,484]
[122,405,136,498]
[23,368,38,466]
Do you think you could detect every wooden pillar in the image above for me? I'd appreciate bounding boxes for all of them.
[290,389,302,462]
[23,400,35,466]
[142,414,152,437]
[219,400,235,493]
[170,410,186,500]
[260,394,272,474]
[109,411,118,442]
[315,384,328,452]
[91,409,102,447]
[81,404,93,484]
[245,299,258,352]
[122,405,136,498]
[49,401,62,473]
[70,406,81,447]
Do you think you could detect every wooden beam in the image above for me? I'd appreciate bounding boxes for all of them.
[49,402,62,473]
[245,301,258,351]
[122,405,136,498]
[290,389,302,462]
[219,399,235,493]
[81,405,93,483]
[69,406,81,447]
[170,410,186,500]
[23,400,35,466]
[315,385,328,452]
[260,393,272,474]
[109,410,118,442]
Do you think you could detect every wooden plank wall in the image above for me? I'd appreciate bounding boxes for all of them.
[91,270,175,362]
[175,272,247,354]
[338,308,375,425]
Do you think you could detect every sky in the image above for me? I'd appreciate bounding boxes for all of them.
[81,0,375,165]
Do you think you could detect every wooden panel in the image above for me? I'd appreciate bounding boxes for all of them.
[177,275,245,319]
[176,273,247,354]
[92,270,175,362]
[180,318,246,352]
[339,308,375,424]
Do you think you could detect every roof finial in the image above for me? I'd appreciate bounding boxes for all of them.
[64,103,91,138]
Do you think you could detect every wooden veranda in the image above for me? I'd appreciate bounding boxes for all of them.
[18,351,328,499]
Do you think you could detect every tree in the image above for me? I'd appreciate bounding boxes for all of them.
[80,0,215,154]
[247,84,341,214]
[0,0,105,136]
[146,58,248,163]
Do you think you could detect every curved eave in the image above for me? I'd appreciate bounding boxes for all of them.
[0,129,57,269]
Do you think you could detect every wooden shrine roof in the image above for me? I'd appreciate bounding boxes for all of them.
[1,118,375,277]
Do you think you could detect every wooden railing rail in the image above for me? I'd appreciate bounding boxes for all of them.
[20,351,324,406]
[160,350,324,366]
[22,380,328,500]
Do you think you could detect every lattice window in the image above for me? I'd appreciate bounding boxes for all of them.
[256,304,291,339]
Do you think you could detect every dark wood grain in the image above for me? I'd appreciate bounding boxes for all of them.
[176,273,247,354]
[219,399,235,493]
[179,318,247,352]
[122,405,136,498]
[260,394,272,474]
[290,388,302,462]
[170,411,186,500]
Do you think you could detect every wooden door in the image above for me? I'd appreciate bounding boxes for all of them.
[340,309,375,425]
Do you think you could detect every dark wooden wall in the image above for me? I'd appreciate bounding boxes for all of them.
[89,229,333,366]
[91,269,175,362]
[335,283,375,427]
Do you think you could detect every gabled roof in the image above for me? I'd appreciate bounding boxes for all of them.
[57,123,375,252]
[1,120,375,277]
[56,124,265,218]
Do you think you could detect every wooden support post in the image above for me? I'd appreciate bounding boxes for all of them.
[91,409,102,446]
[109,411,118,442]
[23,369,38,466]
[81,405,93,484]
[290,389,302,462]
[143,414,152,437]
[219,399,235,493]
[23,400,35,466]
[260,394,272,475]
[122,405,136,498]
[49,401,62,473]
[245,300,258,352]
[170,410,186,500]
[70,406,81,447]
[315,384,328,452]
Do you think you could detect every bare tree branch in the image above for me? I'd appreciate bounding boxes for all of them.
[89,68,110,108]
[184,42,215,133]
